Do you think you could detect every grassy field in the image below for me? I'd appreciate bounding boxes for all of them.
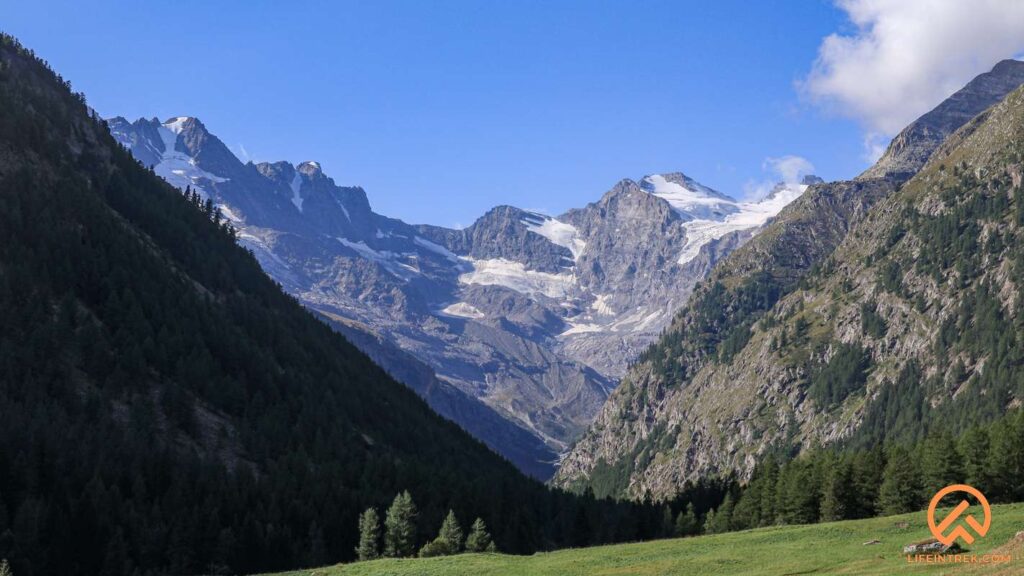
[265,503,1024,576]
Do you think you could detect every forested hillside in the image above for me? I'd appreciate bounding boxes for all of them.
[555,59,1024,500]
[0,34,665,576]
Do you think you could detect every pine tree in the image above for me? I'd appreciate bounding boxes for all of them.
[702,508,715,535]
[919,431,963,501]
[674,503,699,537]
[781,461,819,524]
[0,559,11,576]
[660,505,674,538]
[960,426,991,491]
[878,447,922,515]
[706,494,734,534]
[758,458,780,526]
[438,510,463,553]
[820,457,855,522]
[384,491,417,558]
[850,448,885,518]
[730,486,757,530]
[465,518,494,553]
[355,507,381,561]
[732,460,776,529]
[985,412,1024,502]
[419,511,464,557]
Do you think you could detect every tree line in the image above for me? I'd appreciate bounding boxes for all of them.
[354,491,495,561]
[666,407,1024,538]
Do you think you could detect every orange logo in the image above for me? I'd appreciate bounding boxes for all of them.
[927,484,991,546]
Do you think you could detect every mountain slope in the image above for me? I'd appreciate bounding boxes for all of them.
[555,59,1024,499]
[110,115,809,478]
[0,34,664,575]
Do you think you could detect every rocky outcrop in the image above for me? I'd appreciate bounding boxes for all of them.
[863,59,1024,181]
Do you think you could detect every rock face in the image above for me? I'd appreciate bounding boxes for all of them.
[554,61,1024,498]
[863,59,1024,181]
[109,117,808,479]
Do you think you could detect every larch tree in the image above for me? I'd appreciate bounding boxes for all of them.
[384,491,418,558]
[465,518,494,553]
[355,507,381,561]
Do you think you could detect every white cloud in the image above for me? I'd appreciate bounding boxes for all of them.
[764,155,814,185]
[744,155,815,200]
[803,0,1024,138]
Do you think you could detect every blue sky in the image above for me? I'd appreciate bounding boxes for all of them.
[6,1,1024,227]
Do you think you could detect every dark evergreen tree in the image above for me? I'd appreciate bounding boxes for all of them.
[919,431,963,501]
[820,457,856,522]
[660,506,674,538]
[465,518,494,553]
[984,412,1024,502]
[850,448,885,519]
[701,509,715,535]
[705,494,733,534]
[355,508,381,561]
[780,461,819,524]
[878,447,922,515]
[438,510,463,553]
[757,459,780,526]
[674,503,699,537]
[384,492,418,558]
[959,426,991,491]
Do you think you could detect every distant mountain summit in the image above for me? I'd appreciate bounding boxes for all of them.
[110,116,810,479]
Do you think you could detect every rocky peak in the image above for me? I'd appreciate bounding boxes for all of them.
[442,205,576,273]
[644,172,734,201]
[297,160,323,177]
[862,58,1024,182]
[254,160,296,184]
[161,115,241,176]
[637,173,738,222]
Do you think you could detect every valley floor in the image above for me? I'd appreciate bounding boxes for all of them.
[264,503,1024,576]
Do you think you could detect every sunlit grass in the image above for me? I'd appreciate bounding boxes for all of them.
[264,502,1024,576]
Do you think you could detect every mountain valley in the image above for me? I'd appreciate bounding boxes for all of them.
[110,116,813,478]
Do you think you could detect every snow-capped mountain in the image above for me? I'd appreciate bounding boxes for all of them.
[108,115,811,479]
[641,173,819,265]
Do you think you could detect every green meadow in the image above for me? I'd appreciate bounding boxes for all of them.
[265,503,1024,576]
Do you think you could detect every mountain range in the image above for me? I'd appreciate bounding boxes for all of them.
[109,116,814,478]
[554,58,1024,499]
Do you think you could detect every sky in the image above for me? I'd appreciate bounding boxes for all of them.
[5,0,1024,227]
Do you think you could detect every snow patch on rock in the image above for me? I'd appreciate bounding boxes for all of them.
[459,258,575,299]
[641,174,737,221]
[414,236,461,264]
[522,212,586,260]
[290,172,304,212]
[439,302,486,319]
[675,183,806,264]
